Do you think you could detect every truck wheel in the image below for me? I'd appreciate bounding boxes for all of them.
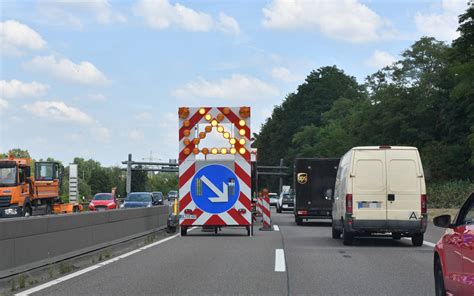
[23,205,32,217]
[392,232,402,240]
[434,256,446,296]
[332,222,341,239]
[412,233,423,247]
[295,217,303,225]
[343,227,353,246]
[46,203,52,215]
[180,227,187,236]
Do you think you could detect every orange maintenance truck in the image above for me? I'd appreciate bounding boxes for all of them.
[0,155,81,218]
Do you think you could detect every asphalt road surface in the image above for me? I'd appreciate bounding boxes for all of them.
[27,208,443,296]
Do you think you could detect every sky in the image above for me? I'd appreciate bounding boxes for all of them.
[0,0,471,166]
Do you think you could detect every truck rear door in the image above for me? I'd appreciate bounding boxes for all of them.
[352,150,387,221]
[385,149,422,222]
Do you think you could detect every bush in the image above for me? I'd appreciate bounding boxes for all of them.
[427,180,474,208]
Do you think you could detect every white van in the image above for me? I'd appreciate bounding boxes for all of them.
[331,146,427,246]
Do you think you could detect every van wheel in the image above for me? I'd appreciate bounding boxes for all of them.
[295,217,303,225]
[332,221,341,239]
[343,228,353,245]
[277,207,282,214]
[412,233,423,247]
[392,232,402,240]
[181,227,187,236]
[434,256,446,296]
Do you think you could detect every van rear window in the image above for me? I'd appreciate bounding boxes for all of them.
[388,160,418,192]
[354,160,384,192]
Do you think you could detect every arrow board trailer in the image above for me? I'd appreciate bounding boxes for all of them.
[178,107,252,236]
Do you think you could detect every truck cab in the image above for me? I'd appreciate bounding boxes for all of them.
[0,156,60,217]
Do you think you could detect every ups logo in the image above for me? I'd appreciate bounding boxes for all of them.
[297,173,308,184]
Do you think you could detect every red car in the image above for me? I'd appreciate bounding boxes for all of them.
[88,193,118,211]
[433,192,474,296]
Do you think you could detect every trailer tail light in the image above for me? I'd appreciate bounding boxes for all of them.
[238,208,246,214]
[346,194,353,214]
[184,209,192,214]
[421,194,427,215]
[297,210,307,215]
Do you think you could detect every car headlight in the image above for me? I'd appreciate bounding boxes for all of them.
[120,204,124,208]
[147,203,152,207]
[107,202,115,207]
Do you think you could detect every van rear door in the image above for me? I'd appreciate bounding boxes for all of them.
[352,150,387,221]
[386,149,422,221]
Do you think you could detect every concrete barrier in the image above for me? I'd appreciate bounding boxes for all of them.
[0,206,168,278]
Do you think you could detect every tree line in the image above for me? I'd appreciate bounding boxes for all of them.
[254,8,473,195]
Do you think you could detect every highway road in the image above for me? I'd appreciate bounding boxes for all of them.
[23,208,444,296]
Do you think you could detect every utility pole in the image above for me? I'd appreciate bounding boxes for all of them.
[279,158,284,195]
[126,153,132,196]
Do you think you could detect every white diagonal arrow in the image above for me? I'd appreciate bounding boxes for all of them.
[200,175,228,203]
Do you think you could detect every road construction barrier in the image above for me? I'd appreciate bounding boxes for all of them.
[257,195,263,217]
[259,193,272,231]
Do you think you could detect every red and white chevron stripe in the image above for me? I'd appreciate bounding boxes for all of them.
[178,107,251,227]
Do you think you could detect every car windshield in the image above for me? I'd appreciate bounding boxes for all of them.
[283,194,291,199]
[169,191,177,196]
[93,194,113,201]
[126,193,151,202]
[0,166,17,186]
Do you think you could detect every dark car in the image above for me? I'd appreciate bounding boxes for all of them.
[433,192,474,296]
[151,192,164,205]
[276,193,294,213]
[168,190,178,201]
[121,192,159,208]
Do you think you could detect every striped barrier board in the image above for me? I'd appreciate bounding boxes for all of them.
[178,107,252,236]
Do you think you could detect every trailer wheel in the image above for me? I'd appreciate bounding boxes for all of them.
[342,227,353,246]
[214,227,218,234]
[412,233,423,247]
[181,227,187,236]
[392,232,402,240]
[73,206,80,213]
[331,221,341,239]
[246,226,251,236]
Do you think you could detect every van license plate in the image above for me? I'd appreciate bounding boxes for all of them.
[283,205,288,208]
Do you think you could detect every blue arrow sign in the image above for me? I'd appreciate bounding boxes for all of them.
[190,164,240,214]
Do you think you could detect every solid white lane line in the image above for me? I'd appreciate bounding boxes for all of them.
[15,233,181,296]
[273,225,279,231]
[275,249,286,272]
[402,237,436,247]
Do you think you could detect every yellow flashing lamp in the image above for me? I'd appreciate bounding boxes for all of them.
[239,120,246,127]
[223,132,230,139]
[205,114,212,121]
[220,148,228,154]
[230,148,237,154]
[239,138,246,145]
[239,129,246,136]
[229,138,237,145]
[217,126,224,133]
[211,148,218,155]
[211,120,218,127]
[239,148,246,155]
[199,108,206,115]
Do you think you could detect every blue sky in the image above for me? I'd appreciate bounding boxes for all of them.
[0,0,470,166]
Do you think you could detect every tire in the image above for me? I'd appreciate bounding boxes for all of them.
[412,233,423,247]
[277,206,282,214]
[392,232,402,240]
[23,205,32,217]
[434,256,446,296]
[180,227,187,236]
[342,227,353,246]
[295,217,303,225]
[246,226,251,236]
[214,227,218,234]
[332,221,341,239]
[45,203,52,215]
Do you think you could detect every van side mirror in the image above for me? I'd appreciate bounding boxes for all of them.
[433,215,452,228]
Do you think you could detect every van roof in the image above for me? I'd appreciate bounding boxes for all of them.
[352,146,418,150]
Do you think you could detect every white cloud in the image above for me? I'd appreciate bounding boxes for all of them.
[0,80,49,100]
[218,13,240,35]
[38,0,126,30]
[262,0,386,43]
[128,129,145,141]
[0,99,8,110]
[173,74,279,101]
[415,0,467,41]
[88,93,107,102]
[134,0,240,35]
[365,50,397,69]
[271,66,301,82]
[134,0,213,31]
[23,101,94,124]
[0,20,46,55]
[94,126,111,143]
[26,55,110,86]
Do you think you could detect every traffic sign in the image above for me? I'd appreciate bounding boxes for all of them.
[190,164,240,214]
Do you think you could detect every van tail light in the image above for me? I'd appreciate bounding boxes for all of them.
[184,209,192,214]
[346,194,353,214]
[421,194,427,215]
[297,210,307,215]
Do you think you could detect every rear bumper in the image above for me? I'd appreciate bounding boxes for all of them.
[295,209,332,219]
[0,205,23,218]
[346,218,427,234]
